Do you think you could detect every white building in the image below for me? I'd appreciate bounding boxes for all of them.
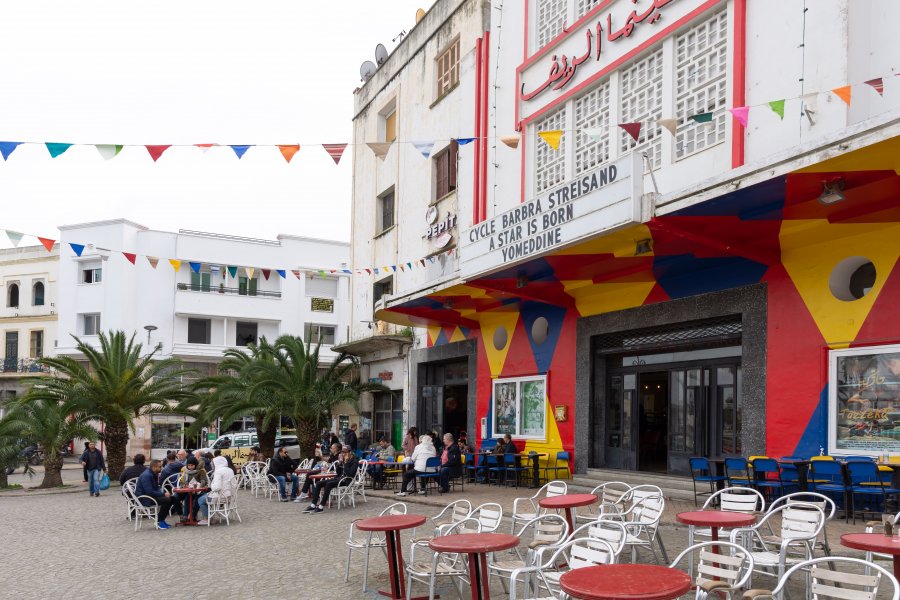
[342,0,490,449]
[57,219,350,459]
[0,244,58,413]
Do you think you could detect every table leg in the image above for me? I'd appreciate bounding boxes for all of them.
[530,457,540,489]
[187,493,194,524]
[469,552,489,600]
[894,556,900,583]
[380,530,403,599]
[563,508,574,534]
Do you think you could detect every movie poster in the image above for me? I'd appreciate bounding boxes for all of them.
[492,376,547,439]
[520,380,546,437]
[493,381,518,435]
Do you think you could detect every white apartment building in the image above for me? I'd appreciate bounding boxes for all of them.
[0,244,58,414]
[57,219,350,459]
[357,0,900,473]
[343,0,490,449]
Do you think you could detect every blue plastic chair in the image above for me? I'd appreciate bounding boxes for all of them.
[415,456,442,494]
[463,452,477,483]
[543,451,571,481]
[847,460,900,524]
[486,454,505,485]
[503,453,528,487]
[689,457,726,506]
[808,459,850,521]
[752,458,799,501]
[724,457,754,487]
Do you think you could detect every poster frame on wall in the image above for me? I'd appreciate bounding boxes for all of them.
[828,343,900,457]
[491,374,547,441]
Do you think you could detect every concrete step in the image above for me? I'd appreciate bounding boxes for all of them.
[568,468,700,504]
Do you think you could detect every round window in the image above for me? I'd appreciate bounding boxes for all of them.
[531,317,550,345]
[829,257,877,301]
[493,326,508,351]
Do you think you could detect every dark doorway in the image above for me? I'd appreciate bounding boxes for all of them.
[638,371,668,473]
[420,360,469,441]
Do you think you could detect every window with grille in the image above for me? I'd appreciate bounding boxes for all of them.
[675,10,728,159]
[435,39,460,100]
[534,107,567,193]
[536,0,567,48]
[377,189,395,233]
[574,80,610,176]
[434,141,458,199]
[575,0,601,19]
[619,48,664,169]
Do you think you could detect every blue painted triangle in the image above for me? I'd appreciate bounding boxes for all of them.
[520,301,568,373]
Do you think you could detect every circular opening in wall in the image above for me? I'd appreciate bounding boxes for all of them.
[829,257,877,301]
[532,317,550,345]
[493,326,508,351]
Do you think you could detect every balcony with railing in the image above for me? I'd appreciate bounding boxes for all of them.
[0,357,51,375]
[175,283,281,298]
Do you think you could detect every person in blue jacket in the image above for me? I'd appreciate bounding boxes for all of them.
[135,460,174,529]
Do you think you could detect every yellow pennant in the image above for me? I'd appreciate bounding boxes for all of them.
[168,259,181,272]
[246,267,255,279]
[538,130,563,150]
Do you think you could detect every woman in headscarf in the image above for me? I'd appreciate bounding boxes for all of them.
[176,455,209,523]
[396,434,436,496]
[197,455,234,525]
[402,427,418,458]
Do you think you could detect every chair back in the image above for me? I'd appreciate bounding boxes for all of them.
[724,457,751,479]
[162,473,179,492]
[689,457,712,476]
[470,502,503,533]
[627,484,664,506]
[703,486,765,513]
[324,460,337,474]
[627,493,665,535]
[424,456,441,472]
[594,481,632,514]
[845,455,876,462]
[545,480,568,498]
[779,504,825,541]
[847,460,881,485]
[564,538,618,570]
[570,519,628,556]
[354,460,369,484]
[751,457,781,476]
[810,459,844,481]
[769,557,898,600]
[669,542,754,594]
[380,502,408,516]
[298,458,312,470]
[556,451,570,464]
[769,492,836,521]
[810,455,836,462]
[516,514,569,549]
[464,453,474,466]
[122,478,138,496]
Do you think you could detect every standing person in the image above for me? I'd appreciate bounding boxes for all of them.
[329,431,340,448]
[438,433,461,493]
[80,441,106,497]
[268,446,299,502]
[304,445,359,513]
[344,423,359,452]
[81,441,90,483]
[402,427,418,459]
[119,453,147,485]
[135,460,173,529]
[197,455,234,526]
[396,434,436,497]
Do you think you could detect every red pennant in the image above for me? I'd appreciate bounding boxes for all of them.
[145,145,172,162]
[291,269,301,279]
[365,268,372,275]
[322,143,347,165]
[37,237,55,252]
[261,269,271,280]
[122,252,137,265]
[864,78,885,96]
[618,123,642,142]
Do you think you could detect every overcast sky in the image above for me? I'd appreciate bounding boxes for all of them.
[0,1,435,247]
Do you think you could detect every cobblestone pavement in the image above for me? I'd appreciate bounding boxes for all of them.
[0,477,886,600]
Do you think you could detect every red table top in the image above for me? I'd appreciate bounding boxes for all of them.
[355,514,427,532]
[173,487,209,493]
[294,469,314,474]
[560,564,692,600]
[367,461,389,465]
[540,494,599,510]
[429,533,520,554]
[309,473,335,479]
[841,533,900,555]
[676,510,756,528]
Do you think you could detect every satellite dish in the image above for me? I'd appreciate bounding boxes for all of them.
[375,43,388,66]
[360,60,377,82]
[416,8,426,23]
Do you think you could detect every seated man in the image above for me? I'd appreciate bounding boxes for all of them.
[158,450,186,517]
[119,453,147,486]
[268,446,299,502]
[368,437,395,489]
[135,459,174,529]
[298,443,340,501]
[438,432,462,493]
[304,445,359,513]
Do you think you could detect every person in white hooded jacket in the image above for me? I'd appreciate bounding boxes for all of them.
[396,434,436,496]
[197,455,234,525]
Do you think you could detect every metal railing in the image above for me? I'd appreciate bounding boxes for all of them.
[1,357,50,374]
[175,283,281,298]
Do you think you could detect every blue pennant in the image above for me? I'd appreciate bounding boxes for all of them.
[230,145,252,159]
[0,141,23,160]
[69,243,85,257]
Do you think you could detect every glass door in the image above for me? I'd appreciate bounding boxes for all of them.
[605,373,636,470]
[669,368,707,474]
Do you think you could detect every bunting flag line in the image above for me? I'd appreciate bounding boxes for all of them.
[195,143,215,153]
[123,252,137,265]
[261,269,271,280]
[690,112,713,124]
[582,128,604,143]
[38,237,55,252]
[96,144,124,160]
[367,142,392,159]
[146,145,171,162]
[169,259,181,272]
[46,143,73,158]
[147,256,159,269]
[455,138,476,146]
[768,100,786,120]
[832,85,852,106]
[0,141,22,160]
[291,269,301,279]
[227,265,238,278]
[277,145,300,163]
[865,78,884,96]
[618,123,642,142]
[499,135,520,149]
[322,143,347,165]
[230,145,252,159]
[5,230,23,247]
[412,140,436,158]
[188,261,201,273]
[728,106,750,127]
[70,243,85,257]
[537,130,563,150]
[246,267,255,279]
[656,118,678,137]
[276,269,286,279]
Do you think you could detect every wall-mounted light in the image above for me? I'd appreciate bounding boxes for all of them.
[635,239,653,255]
[819,178,846,205]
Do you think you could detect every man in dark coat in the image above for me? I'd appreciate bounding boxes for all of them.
[344,423,358,452]
[80,441,106,497]
[438,433,462,493]
[119,453,148,485]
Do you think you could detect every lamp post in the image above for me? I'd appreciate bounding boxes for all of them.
[143,324,158,348]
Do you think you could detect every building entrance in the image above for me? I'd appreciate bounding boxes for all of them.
[420,360,469,442]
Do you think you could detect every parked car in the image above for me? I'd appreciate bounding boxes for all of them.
[197,432,301,464]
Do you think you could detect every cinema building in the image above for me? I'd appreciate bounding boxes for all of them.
[366,0,900,475]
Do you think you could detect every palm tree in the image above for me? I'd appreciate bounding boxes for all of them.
[0,395,97,488]
[34,331,197,480]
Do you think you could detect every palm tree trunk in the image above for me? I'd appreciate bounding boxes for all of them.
[39,450,64,488]
[104,418,129,480]
[255,417,277,460]
[0,469,8,488]
[297,418,319,460]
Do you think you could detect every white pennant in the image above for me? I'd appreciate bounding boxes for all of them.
[582,127,604,143]
[411,140,436,159]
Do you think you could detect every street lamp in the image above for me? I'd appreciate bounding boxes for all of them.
[143,324,158,347]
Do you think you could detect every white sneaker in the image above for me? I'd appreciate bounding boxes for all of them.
[293,497,305,503]
[395,491,408,497]
[197,519,209,526]
[298,493,309,500]
[417,490,427,495]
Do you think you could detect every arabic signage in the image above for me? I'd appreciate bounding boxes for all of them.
[311,297,334,312]
[828,344,900,457]
[459,153,642,278]
[518,0,717,121]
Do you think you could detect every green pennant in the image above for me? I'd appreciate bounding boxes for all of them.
[227,265,238,278]
[690,112,713,124]
[768,100,785,120]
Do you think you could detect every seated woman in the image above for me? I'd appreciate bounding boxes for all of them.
[176,455,209,523]
[197,455,234,525]
[396,434,436,496]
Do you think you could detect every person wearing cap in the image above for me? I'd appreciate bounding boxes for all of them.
[304,444,359,513]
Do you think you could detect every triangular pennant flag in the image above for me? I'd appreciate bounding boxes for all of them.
[277,145,300,163]
[618,123,642,142]
[366,142,392,159]
[69,243,85,257]
[169,259,181,272]
[399,265,405,271]
[390,265,397,272]
[656,118,678,136]
[342,269,352,274]
[229,145,252,159]
[406,262,412,270]
[537,130,562,150]
[37,237,55,252]
[864,78,885,96]
[412,140,436,158]
[227,265,238,278]
[5,231,23,247]
[291,269,301,279]
[189,261,202,273]
[499,134,520,149]
[276,269,286,279]
[95,144,124,160]
[365,268,372,275]
[0,141,23,160]
[195,143,215,153]
[45,143,73,158]
[832,85,852,106]
[689,112,713,124]
[145,145,171,162]
[318,270,326,278]
[122,252,137,265]
[146,256,159,269]
[728,106,750,127]
[261,269,271,280]
[768,100,786,120]
[322,143,347,165]
[454,138,476,146]
[419,259,426,267]
[582,127,604,143]
[246,267,255,279]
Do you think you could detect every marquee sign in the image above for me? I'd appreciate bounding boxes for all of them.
[459,153,642,277]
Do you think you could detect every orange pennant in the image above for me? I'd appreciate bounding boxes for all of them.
[37,237,55,252]
[278,145,300,163]
[832,85,852,106]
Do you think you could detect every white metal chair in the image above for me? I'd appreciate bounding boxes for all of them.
[125,485,161,531]
[566,519,628,557]
[161,473,180,494]
[409,499,473,552]
[613,491,668,563]
[406,517,482,600]
[207,478,242,526]
[764,491,836,556]
[489,514,569,593]
[669,541,755,600]
[689,487,766,550]
[742,556,899,600]
[729,503,825,582]
[518,538,619,599]
[344,502,407,592]
[511,481,568,533]
[332,460,369,509]
[575,481,632,525]
[122,478,138,521]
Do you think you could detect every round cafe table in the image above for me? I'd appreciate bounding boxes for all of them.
[676,510,756,542]
[173,487,209,526]
[429,533,520,600]
[356,513,427,600]
[539,493,598,532]
[559,564,692,600]
[841,533,900,579]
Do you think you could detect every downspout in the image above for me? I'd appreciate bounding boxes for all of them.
[473,37,483,223]
[480,30,490,222]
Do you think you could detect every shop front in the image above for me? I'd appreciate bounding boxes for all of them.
[411,339,477,444]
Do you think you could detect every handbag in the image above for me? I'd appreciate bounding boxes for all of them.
[99,473,110,491]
